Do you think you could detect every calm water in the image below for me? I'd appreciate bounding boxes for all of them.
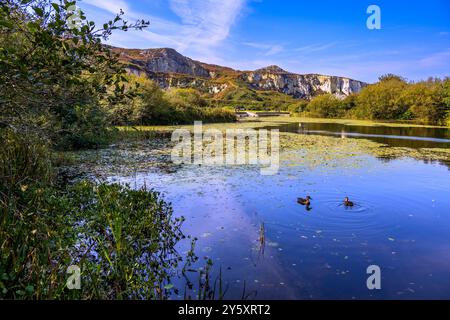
[274,122,450,148]
[105,123,450,300]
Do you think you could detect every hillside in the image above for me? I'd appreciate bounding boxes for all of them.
[111,47,368,106]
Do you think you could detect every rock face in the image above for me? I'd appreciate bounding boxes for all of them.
[112,47,367,99]
[115,47,211,78]
[242,67,365,99]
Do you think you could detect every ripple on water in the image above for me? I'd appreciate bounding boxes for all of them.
[293,191,429,240]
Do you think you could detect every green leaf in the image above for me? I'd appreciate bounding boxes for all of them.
[33,7,44,17]
[27,21,39,33]
[163,284,174,290]
[51,3,60,13]
[25,285,34,294]
[0,19,14,29]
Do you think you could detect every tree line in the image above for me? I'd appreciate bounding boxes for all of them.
[294,75,450,126]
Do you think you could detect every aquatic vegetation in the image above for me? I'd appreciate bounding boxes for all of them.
[0,178,198,299]
[63,118,450,180]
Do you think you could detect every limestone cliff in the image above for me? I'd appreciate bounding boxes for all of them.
[242,65,366,99]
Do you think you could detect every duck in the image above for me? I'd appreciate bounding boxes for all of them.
[344,197,354,207]
[297,196,312,206]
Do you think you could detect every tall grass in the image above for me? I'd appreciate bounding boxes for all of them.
[0,128,53,193]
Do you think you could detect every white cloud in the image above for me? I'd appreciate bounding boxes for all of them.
[294,42,338,54]
[168,0,245,50]
[82,0,130,15]
[419,49,450,68]
[243,42,284,56]
[80,0,246,64]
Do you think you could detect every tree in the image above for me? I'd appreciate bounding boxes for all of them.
[0,0,148,148]
[355,78,408,120]
[399,82,447,125]
[442,78,450,126]
[131,77,173,125]
[378,74,407,83]
[306,94,344,118]
[165,88,209,109]
[288,100,309,114]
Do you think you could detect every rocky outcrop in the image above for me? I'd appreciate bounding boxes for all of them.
[114,47,211,78]
[113,47,367,99]
[150,73,229,95]
[242,67,366,99]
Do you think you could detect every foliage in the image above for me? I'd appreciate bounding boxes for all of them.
[0,128,53,193]
[67,181,197,299]
[217,85,301,111]
[166,88,209,109]
[110,80,236,125]
[305,94,344,118]
[0,1,202,301]
[399,82,447,125]
[0,130,197,299]
[287,100,309,114]
[0,0,148,149]
[165,88,236,124]
[441,78,450,126]
[354,77,408,120]
[378,73,407,83]
[294,75,449,125]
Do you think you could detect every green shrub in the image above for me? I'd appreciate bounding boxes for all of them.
[399,82,447,125]
[0,128,53,194]
[0,177,197,299]
[354,78,408,120]
[305,94,344,118]
[288,100,309,114]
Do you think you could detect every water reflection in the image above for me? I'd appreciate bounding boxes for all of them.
[109,157,450,300]
[275,122,450,149]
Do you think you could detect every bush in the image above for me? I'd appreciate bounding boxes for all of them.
[354,78,408,120]
[399,82,447,125]
[0,176,196,299]
[288,100,309,114]
[166,88,209,109]
[111,81,236,125]
[67,181,197,299]
[305,94,344,118]
[0,128,53,194]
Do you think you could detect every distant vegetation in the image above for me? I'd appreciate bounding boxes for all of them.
[299,75,450,126]
[109,75,235,125]
[209,83,303,111]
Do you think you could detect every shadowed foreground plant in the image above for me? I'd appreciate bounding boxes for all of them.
[0,177,198,299]
[68,181,198,299]
[0,132,198,299]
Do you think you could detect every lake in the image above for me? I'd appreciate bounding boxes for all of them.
[103,120,450,300]
[274,121,450,149]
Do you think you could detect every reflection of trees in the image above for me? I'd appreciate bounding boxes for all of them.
[376,155,450,171]
[294,122,450,148]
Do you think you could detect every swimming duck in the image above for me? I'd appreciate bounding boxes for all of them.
[297,196,312,206]
[344,197,354,207]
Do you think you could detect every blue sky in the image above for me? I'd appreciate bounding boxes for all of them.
[78,0,450,83]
